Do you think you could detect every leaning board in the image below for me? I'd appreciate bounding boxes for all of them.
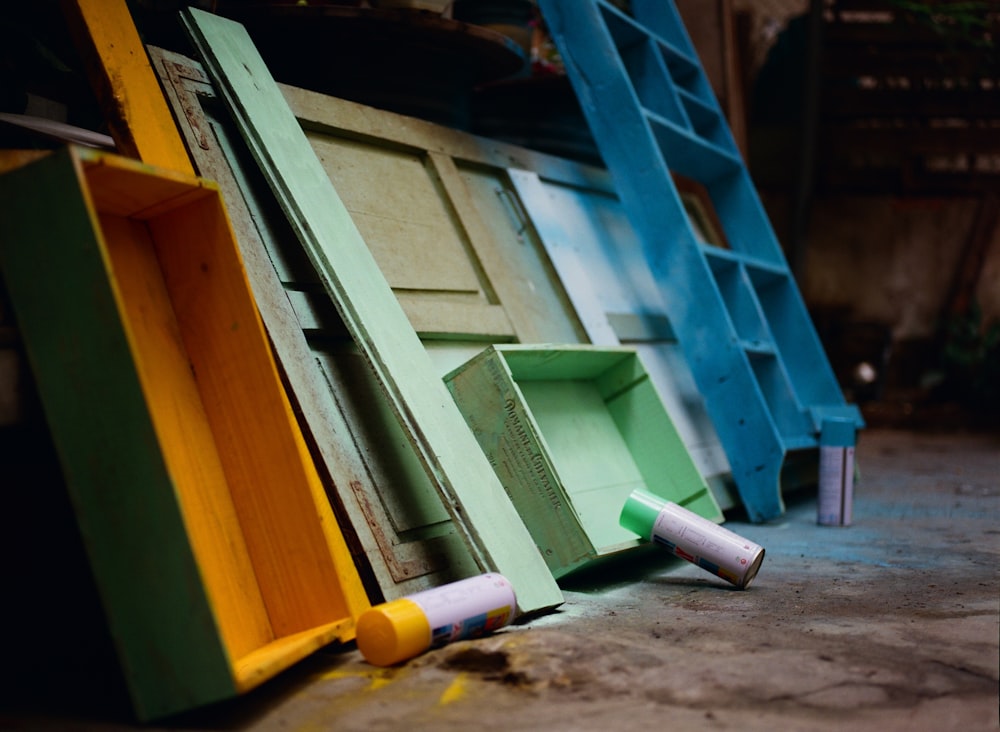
[182,8,563,613]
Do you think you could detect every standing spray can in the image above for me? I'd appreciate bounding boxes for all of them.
[355,573,517,666]
[620,488,765,589]
[817,417,857,527]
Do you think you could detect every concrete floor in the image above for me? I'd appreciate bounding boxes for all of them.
[2,427,998,731]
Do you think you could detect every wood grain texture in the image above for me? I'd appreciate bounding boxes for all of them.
[0,147,369,719]
[150,46,489,600]
[0,149,235,720]
[62,0,372,635]
[62,0,194,171]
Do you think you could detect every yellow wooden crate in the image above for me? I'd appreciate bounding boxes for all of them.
[0,146,370,720]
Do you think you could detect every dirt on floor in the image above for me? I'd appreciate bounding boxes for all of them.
[3,428,999,732]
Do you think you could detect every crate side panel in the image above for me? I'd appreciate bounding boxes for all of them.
[446,351,593,575]
[0,151,236,720]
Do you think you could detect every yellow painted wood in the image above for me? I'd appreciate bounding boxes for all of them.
[151,196,360,633]
[0,150,50,175]
[62,0,371,656]
[99,210,274,659]
[84,148,373,653]
[1,146,371,718]
[63,0,194,172]
[83,157,368,636]
[63,0,194,173]
[232,618,354,692]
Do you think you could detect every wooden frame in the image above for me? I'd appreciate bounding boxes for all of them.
[0,147,369,720]
[151,46,478,602]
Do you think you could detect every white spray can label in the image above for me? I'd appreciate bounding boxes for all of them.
[408,573,516,646]
[650,502,765,589]
[620,489,765,589]
[817,417,857,526]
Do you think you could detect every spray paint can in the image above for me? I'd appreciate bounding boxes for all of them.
[619,488,765,589]
[355,573,517,666]
[817,417,856,526]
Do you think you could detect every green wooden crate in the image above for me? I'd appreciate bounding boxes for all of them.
[445,344,723,578]
[0,147,370,720]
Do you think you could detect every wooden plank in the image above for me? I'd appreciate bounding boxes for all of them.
[0,152,237,719]
[149,42,732,569]
[427,151,586,344]
[275,78,734,505]
[64,0,373,616]
[181,8,562,613]
[287,87,585,346]
[269,78,735,506]
[62,0,194,172]
[152,45,718,592]
[62,3,371,630]
[284,81,610,187]
[150,47,485,599]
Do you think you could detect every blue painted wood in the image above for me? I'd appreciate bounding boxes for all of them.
[536,0,863,521]
[507,169,737,508]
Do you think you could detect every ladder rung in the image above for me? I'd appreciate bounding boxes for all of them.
[645,111,741,182]
[741,338,776,356]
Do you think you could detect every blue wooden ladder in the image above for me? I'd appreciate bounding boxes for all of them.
[536,0,863,521]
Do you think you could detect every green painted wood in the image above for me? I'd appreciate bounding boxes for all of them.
[0,148,235,721]
[150,47,480,600]
[181,9,562,613]
[279,83,735,508]
[444,345,722,578]
[280,81,588,348]
[506,168,737,507]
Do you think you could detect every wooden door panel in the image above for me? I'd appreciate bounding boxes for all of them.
[283,83,587,347]
[151,46,519,602]
[507,169,736,505]
[306,132,483,294]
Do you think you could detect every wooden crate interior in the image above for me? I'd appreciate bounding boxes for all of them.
[503,347,722,549]
[446,345,722,576]
[76,151,365,691]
